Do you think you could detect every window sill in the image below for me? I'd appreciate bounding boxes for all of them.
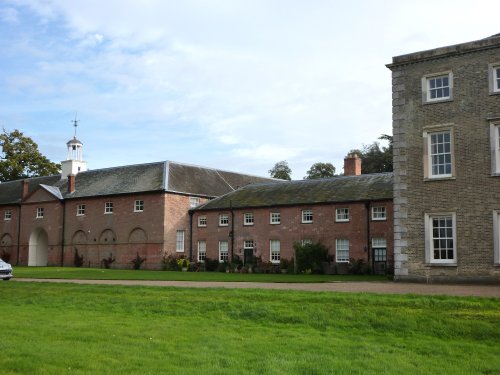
[426,263,457,267]
[243,224,254,226]
[422,98,453,105]
[424,176,456,182]
[371,218,387,221]
[270,222,281,225]
[301,222,313,224]
[488,91,500,96]
[336,220,349,223]
[491,173,500,177]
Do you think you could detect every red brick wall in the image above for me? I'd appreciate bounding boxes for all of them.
[192,200,393,271]
[62,192,166,269]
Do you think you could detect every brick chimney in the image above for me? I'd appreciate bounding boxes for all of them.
[68,174,76,193]
[344,153,361,176]
[22,180,29,199]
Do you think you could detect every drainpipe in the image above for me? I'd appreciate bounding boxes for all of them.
[230,200,234,261]
[365,201,372,274]
[188,210,193,262]
[16,204,21,265]
[60,199,66,266]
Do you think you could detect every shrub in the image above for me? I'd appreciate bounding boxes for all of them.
[161,254,181,271]
[293,242,329,274]
[101,253,115,269]
[204,257,219,272]
[177,257,190,269]
[74,248,84,267]
[130,252,146,270]
[348,258,371,275]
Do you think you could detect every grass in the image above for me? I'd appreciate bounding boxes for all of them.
[1,282,499,374]
[12,266,388,282]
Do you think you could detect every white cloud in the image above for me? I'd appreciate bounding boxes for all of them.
[1,0,499,178]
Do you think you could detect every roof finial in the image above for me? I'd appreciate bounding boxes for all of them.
[72,112,79,138]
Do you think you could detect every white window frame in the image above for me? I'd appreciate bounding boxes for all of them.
[198,215,207,227]
[219,240,229,262]
[422,72,453,103]
[270,212,280,224]
[336,208,349,222]
[270,240,280,264]
[176,230,185,253]
[134,200,144,212]
[244,213,254,226]
[494,211,500,265]
[423,127,454,179]
[301,239,312,246]
[4,210,12,221]
[197,240,206,262]
[301,210,313,224]
[425,213,457,265]
[489,63,500,94]
[336,239,349,263]
[189,197,200,208]
[36,207,44,219]
[104,202,113,214]
[219,214,229,226]
[372,237,387,262]
[371,206,387,221]
[76,204,85,216]
[490,122,500,175]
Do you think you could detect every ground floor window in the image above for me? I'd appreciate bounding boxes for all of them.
[198,241,206,262]
[372,237,387,262]
[270,240,280,263]
[336,239,349,263]
[176,230,185,252]
[494,211,500,265]
[219,241,229,262]
[425,213,456,264]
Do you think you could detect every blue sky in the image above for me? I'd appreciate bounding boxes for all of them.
[0,0,499,179]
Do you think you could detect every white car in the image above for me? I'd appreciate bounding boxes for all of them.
[0,258,13,280]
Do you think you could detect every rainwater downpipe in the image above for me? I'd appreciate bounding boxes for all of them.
[16,203,21,265]
[230,200,234,261]
[188,210,193,262]
[365,201,372,274]
[61,200,66,266]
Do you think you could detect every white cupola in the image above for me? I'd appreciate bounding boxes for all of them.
[61,118,88,179]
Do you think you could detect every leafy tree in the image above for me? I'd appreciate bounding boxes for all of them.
[0,129,61,182]
[304,162,335,179]
[269,160,292,180]
[350,134,393,174]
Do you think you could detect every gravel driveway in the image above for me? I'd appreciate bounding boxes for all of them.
[13,278,500,298]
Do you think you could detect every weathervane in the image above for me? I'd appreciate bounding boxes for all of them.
[72,112,79,138]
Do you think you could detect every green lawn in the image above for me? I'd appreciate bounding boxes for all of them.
[1,282,499,374]
[13,266,388,282]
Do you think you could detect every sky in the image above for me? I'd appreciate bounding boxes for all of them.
[0,1,499,179]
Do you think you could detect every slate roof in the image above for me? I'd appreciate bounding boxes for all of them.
[193,173,394,211]
[0,161,278,203]
[0,175,60,205]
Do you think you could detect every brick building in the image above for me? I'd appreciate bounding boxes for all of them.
[387,34,500,282]
[0,136,275,269]
[190,157,393,274]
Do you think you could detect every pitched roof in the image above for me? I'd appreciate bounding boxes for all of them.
[0,175,60,205]
[193,173,393,211]
[0,161,278,203]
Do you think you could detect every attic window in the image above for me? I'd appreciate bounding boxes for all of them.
[4,210,12,221]
[190,197,200,208]
[36,207,44,219]
[104,202,113,214]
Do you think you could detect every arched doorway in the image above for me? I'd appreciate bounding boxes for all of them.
[28,228,49,266]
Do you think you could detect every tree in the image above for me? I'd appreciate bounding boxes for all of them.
[0,129,61,182]
[269,160,292,180]
[304,162,335,179]
[350,134,393,174]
